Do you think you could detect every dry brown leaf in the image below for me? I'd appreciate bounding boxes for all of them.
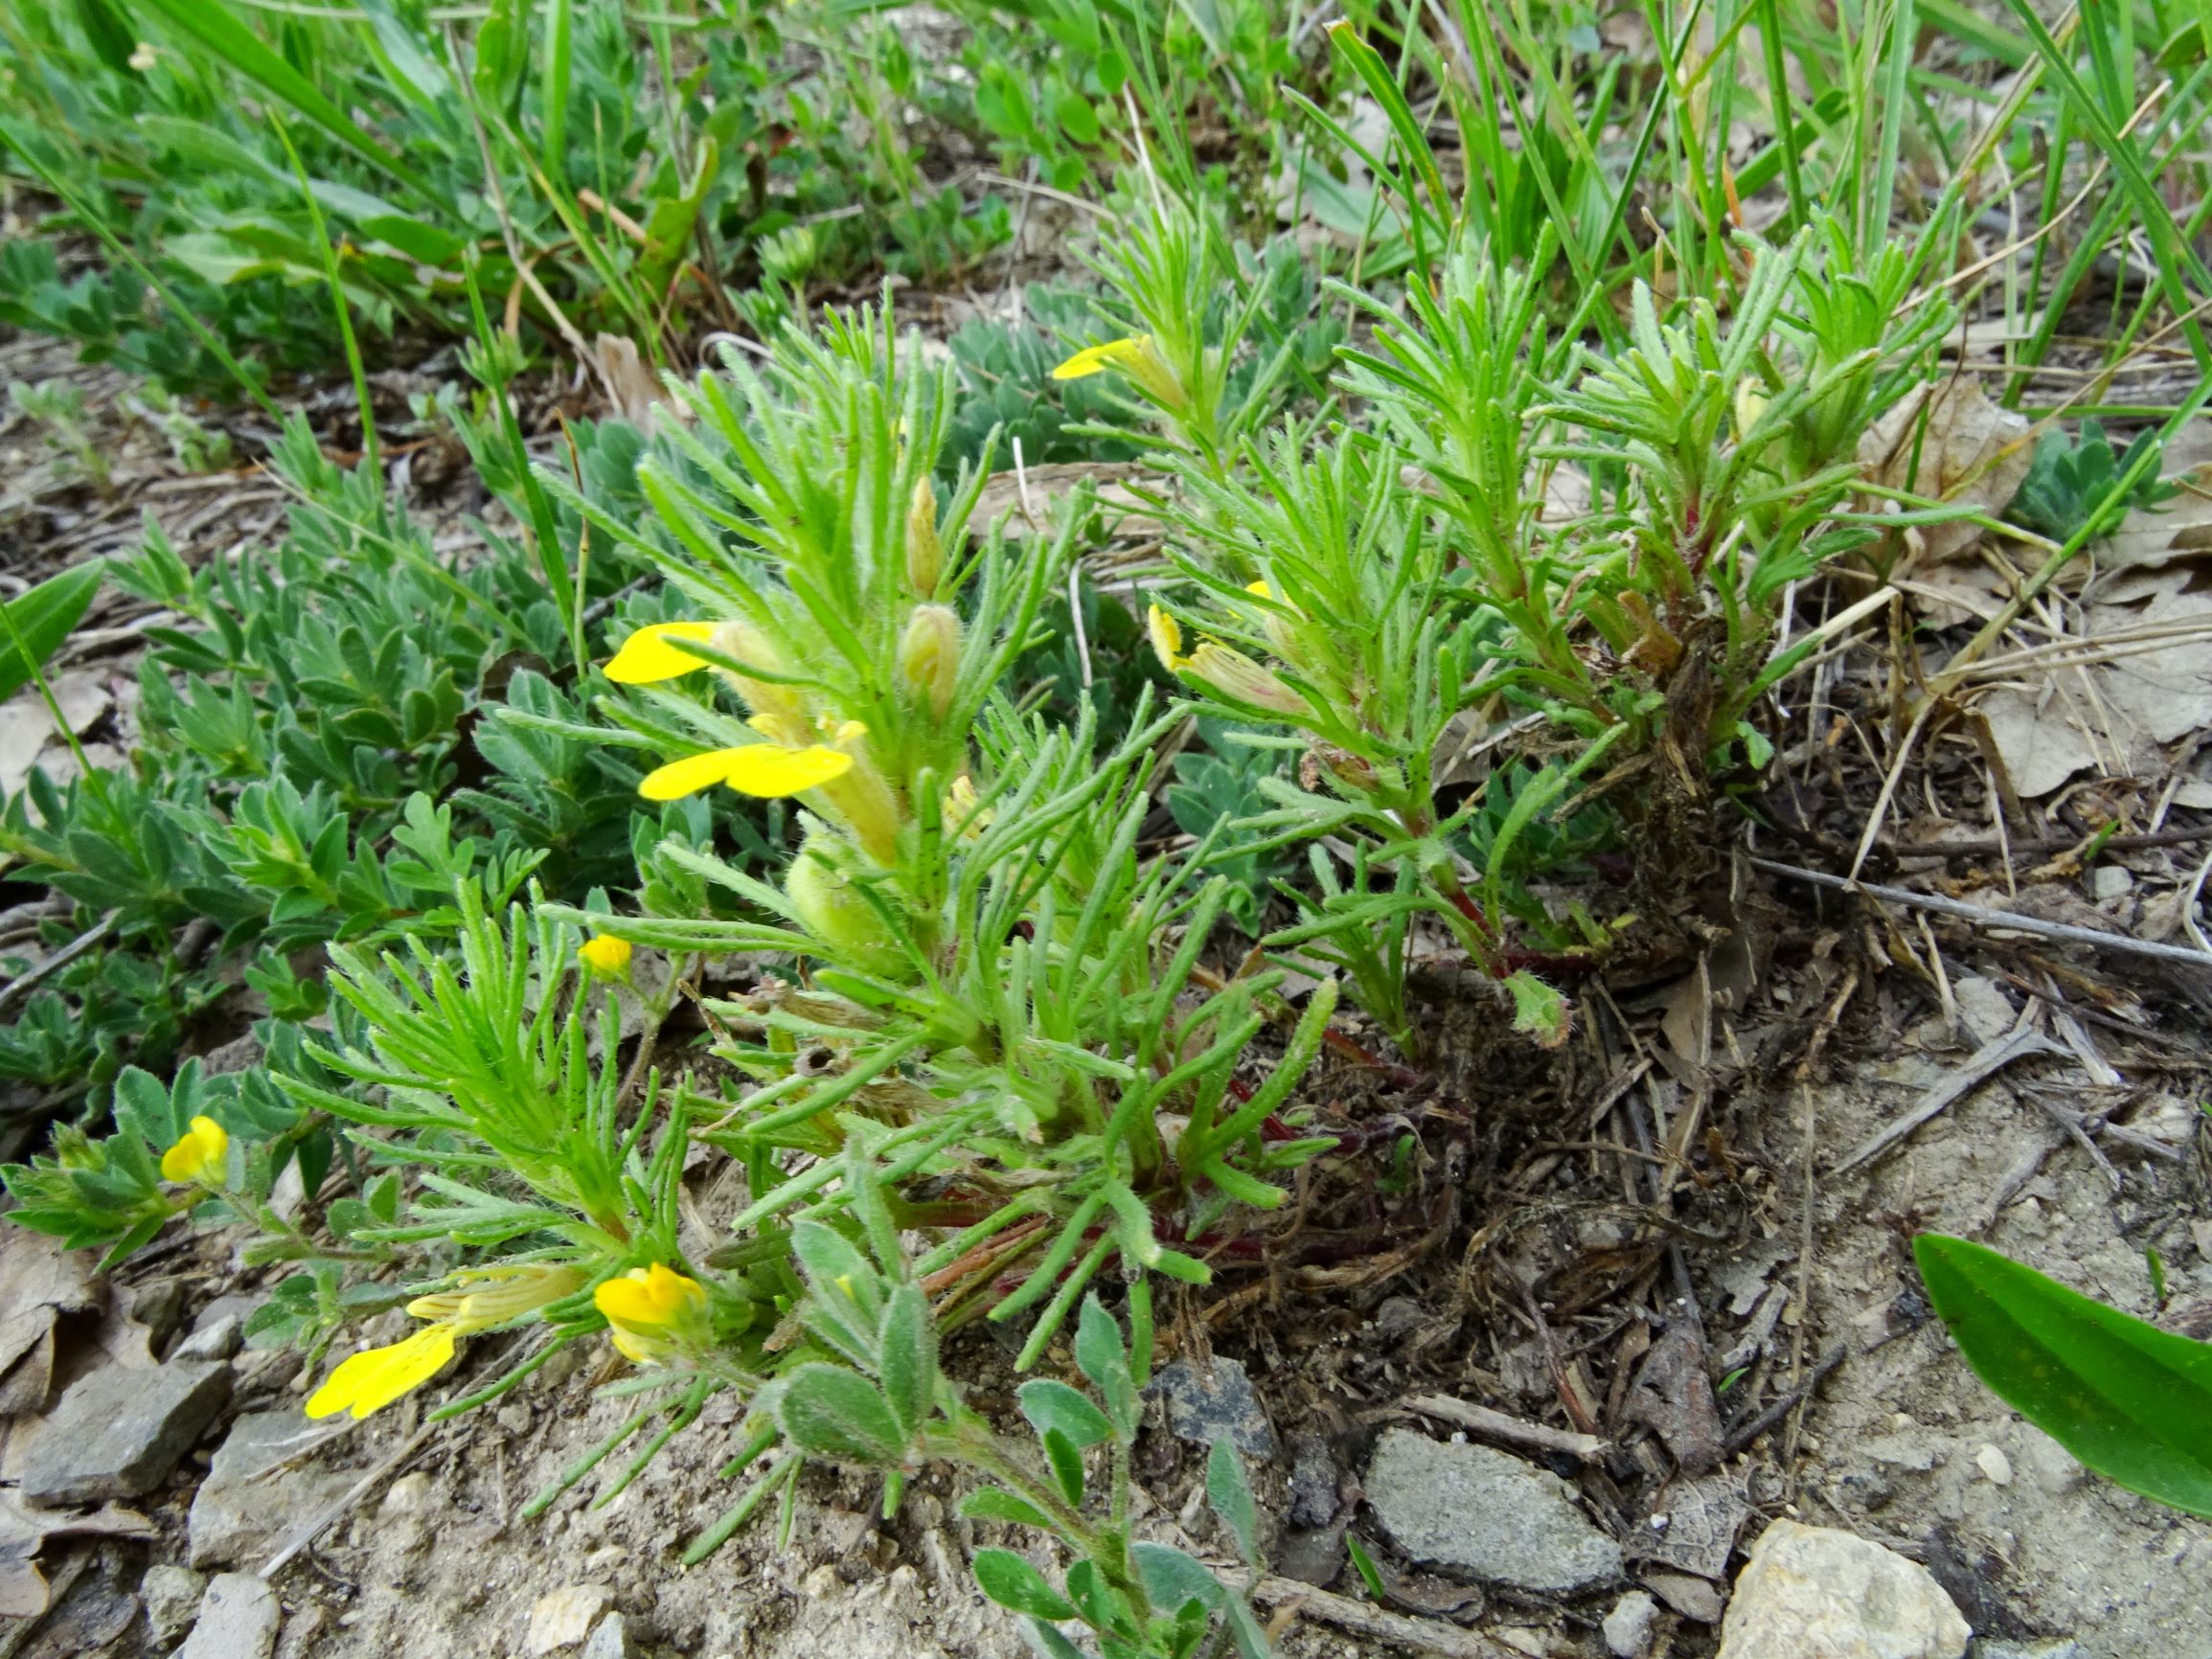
[0,1493,155,1618]
[586,334,686,433]
[1978,578,2212,797]
[0,1232,100,1419]
[970,462,1166,541]
[1859,378,2034,563]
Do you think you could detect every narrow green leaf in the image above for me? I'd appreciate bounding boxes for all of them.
[131,0,444,205]
[1915,1234,2212,1516]
[0,562,103,706]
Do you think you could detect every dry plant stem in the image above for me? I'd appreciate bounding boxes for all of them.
[1750,856,2212,969]
[259,1420,443,1578]
[1402,1393,1609,1461]
[1830,1021,2063,1174]
[0,912,116,1018]
[1247,1576,1522,1659]
[1724,1343,1845,1455]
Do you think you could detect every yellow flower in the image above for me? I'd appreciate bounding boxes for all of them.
[159,1116,228,1185]
[639,727,855,802]
[1052,334,1183,407]
[1243,579,1300,659]
[604,621,718,684]
[578,934,633,976]
[1147,604,1303,716]
[1148,603,1193,672]
[595,1262,708,1366]
[404,1264,585,1329]
[305,1325,458,1420]
[307,1266,582,1421]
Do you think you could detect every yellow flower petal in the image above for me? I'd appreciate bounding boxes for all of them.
[1053,335,1152,381]
[596,1262,706,1330]
[579,935,633,976]
[604,621,718,684]
[305,1324,459,1420]
[718,744,854,798]
[159,1116,228,1184]
[638,746,747,801]
[1147,603,1189,672]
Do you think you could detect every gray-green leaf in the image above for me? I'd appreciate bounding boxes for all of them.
[772,1363,907,1466]
[971,1548,1076,1621]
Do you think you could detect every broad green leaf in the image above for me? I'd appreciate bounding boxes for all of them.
[1021,1619,1086,1659]
[1042,1426,1084,1508]
[1916,1234,2212,1516]
[876,1284,936,1442]
[0,562,103,707]
[970,1549,1076,1621]
[1131,1542,1224,1615]
[1017,1378,1113,1449]
[770,1363,906,1466]
[959,1488,1056,1531]
[1074,1295,1138,1439]
[74,0,139,74]
[1206,1438,1259,1568]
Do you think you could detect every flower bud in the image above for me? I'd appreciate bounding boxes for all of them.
[898,604,961,721]
[1244,580,1300,661]
[710,619,807,728]
[906,475,942,596]
[1733,376,1768,440]
[784,834,906,975]
[1186,642,1306,718]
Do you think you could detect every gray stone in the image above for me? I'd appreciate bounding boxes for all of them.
[1604,1589,1659,1657]
[178,1573,280,1659]
[1364,1428,1620,1592]
[141,1564,206,1648]
[1716,1521,1970,1659]
[127,1279,189,1350]
[17,1360,231,1505]
[174,1315,242,1363]
[190,1408,353,1569]
[582,1612,632,1659]
[1150,1356,1277,1459]
[1286,1433,1339,1528]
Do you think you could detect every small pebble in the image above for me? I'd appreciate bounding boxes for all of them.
[1975,1444,2013,1487]
[527,1584,612,1655]
[1603,1589,1658,1657]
